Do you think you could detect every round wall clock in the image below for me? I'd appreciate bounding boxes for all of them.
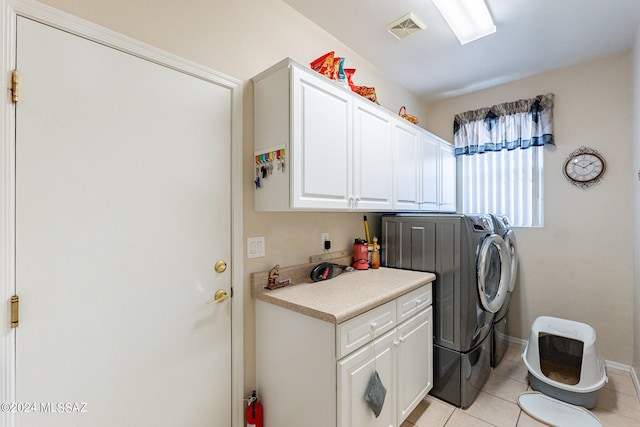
[563,146,606,189]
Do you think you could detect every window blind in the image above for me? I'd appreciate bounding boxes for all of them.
[459,146,543,227]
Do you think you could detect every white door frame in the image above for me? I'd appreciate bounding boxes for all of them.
[0,1,244,425]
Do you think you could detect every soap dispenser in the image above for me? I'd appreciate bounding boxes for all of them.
[371,236,380,269]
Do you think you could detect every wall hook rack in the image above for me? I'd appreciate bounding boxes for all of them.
[254,145,285,189]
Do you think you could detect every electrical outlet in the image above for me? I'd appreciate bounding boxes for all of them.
[321,232,329,250]
[247,236,265,259]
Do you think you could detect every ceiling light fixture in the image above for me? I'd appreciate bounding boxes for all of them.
[432,0,496,45]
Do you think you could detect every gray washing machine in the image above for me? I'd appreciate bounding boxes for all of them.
[490,214,518,367]
[382,214,510,407]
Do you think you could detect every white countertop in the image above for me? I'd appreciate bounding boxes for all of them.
[252,267,436,324]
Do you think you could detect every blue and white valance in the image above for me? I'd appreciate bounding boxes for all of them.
[453,93,554,156]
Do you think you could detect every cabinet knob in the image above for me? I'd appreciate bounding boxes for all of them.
[416,298,421,305]
[370,322,377,330]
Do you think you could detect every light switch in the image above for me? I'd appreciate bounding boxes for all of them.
[247,236,265,259]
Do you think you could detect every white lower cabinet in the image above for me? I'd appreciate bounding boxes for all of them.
[338,307,433,427]
[396,307,433,422]
[255,283,433,427]
[338,329,397,427]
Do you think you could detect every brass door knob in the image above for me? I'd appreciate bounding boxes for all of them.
[214,260,227,273]
[207,289,229,304]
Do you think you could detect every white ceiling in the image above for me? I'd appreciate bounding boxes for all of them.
[282,0,640,102]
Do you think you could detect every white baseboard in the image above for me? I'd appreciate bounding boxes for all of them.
[605,360,632,372]
[632,367,640,399]
[507,336,527,346]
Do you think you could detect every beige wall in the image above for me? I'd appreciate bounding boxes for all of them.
[35,0,424,394]
[427,53,635,365]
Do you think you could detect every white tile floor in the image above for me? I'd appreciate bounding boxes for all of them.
[402,342,640,427]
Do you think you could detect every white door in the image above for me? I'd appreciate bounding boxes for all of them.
[14,16,233,426]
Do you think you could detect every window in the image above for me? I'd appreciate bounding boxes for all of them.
[454,94,553,227]
[459,146,543,227]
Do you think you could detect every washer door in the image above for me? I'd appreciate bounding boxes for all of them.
[503,229,518,292]
[477,234,510,313]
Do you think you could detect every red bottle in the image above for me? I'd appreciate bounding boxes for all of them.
[246,390,263,427]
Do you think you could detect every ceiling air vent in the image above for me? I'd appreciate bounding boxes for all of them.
[386,13,426,40]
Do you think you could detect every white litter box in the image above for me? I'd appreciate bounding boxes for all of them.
[522,316,607,409]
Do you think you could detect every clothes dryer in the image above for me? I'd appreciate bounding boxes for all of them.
[382,214,511,407]
[490,214,518,367]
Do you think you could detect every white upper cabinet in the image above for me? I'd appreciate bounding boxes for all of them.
[420,133,456,212]
[420,133,439,211]
[393,118,421,210]
[393,122,456,212]
[439,141,457,212]
[253,58,454,212]
[353,98,394,210]
[291,66,353,209]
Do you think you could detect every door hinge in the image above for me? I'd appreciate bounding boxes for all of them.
[10,295,19,328]
[11,70,19,103]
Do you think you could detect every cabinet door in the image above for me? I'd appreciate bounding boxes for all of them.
[291,67,352,209]
[338,330,397,427]
[396,307,433,424]
[439,142,457,212]
[393,119,421,210]
[420,133,439,211]
[353,99,393,211]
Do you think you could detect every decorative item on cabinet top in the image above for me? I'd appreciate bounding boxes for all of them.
[398,106,419,125]
[310,51,379,104]
[254,145,285,189]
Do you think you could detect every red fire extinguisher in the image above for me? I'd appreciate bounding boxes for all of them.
[246,390,263,427]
